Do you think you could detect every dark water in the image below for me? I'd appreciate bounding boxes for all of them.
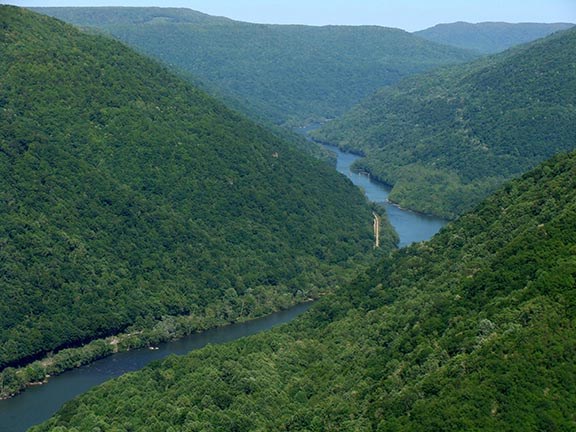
[324,143,447,247]
[0,303,312,432]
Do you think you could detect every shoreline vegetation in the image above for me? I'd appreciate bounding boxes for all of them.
[314,137,446,220]
[1,6,391,396]
[0,292,315,400]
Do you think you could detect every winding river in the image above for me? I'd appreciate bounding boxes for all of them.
[0,303,312,432]
[322,143,447,247]
[297,123,447,247]
[0,135,447,432]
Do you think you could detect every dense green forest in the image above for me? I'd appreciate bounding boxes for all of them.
[0,6,397,382]
[32,7,477,126]
[415,21,574,54]
[314,27,576,218]
[33,148,576,431]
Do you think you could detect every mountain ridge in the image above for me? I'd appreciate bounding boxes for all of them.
[313,26,576,218]
[32,7,478,126]
[415,21,574,53]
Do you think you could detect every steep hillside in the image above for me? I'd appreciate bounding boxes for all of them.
[415,21,574,53]
[32,150,576,431]
[32,7,477,126]
[314,27,576,218]
[0,6,395,376]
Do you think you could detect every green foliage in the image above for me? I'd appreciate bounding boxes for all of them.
[415,21,574,54]
[32,7,477,126]
[32,151,576,429]
[0,6,393,375]
[314,27,576,218]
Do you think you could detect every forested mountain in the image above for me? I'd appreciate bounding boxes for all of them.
[32,7,477,126]
[415,21,574,54]
[313,27,576,218]
[33,148,576,431]
[0,6,395,379]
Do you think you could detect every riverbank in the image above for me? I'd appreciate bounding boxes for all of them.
[316,141,448,247]
[0,302,315,432]
[300,125,452,221]
[0,291,313,400]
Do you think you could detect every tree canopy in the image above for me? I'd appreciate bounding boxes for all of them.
[314,27,576,218]
[0,6,395,374]
[33,7,477,126]
[32,146,576,432]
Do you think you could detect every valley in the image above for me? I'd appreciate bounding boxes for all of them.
[0,131,446,432]
[314,26,576,218]
[1,4,575,431]
[0,5,393,401]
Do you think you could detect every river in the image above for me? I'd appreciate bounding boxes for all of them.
[1,133,447,431]
[0,303,312,432]
[322,143,447,247]
[297,123,447,246]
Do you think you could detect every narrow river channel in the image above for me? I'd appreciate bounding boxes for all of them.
[0,303,312,432]
[322,142,447,247]
[296,124,448,247]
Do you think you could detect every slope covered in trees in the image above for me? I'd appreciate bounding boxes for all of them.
[0,6,396,376]
[32,7,477,126]
[33,149,576,431]
[314,27,576,218]
[415,21,574,54]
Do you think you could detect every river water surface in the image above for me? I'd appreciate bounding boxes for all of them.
[296,124,447,246]
[323,143,447,247]
[1,133,447,431]
[0,303,312,432]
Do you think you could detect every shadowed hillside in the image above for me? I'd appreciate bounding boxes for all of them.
[0,6,396,385]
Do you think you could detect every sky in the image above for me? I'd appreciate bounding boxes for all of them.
[3,0,576,31]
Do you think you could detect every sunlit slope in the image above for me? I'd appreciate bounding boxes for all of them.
[33,149,576,431]
[0,6,393,370]
[314,27,576,218]
[33,7,477,126]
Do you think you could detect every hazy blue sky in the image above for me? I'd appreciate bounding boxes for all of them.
[3,0,576,31]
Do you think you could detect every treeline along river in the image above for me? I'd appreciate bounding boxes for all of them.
[297,124,447,246]
[0,304,313,432]
[322,142,447,247]
[0,133,447,431]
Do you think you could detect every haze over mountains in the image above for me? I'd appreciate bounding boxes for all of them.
[0,5,394,383]
[314,26,576,218]
[415,21,574,53]
[33,7,477,126]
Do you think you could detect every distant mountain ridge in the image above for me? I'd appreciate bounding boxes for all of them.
[32,7,477,126]
[31,6,233,25]
[415,21,574,53]
[313,26,576,218]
